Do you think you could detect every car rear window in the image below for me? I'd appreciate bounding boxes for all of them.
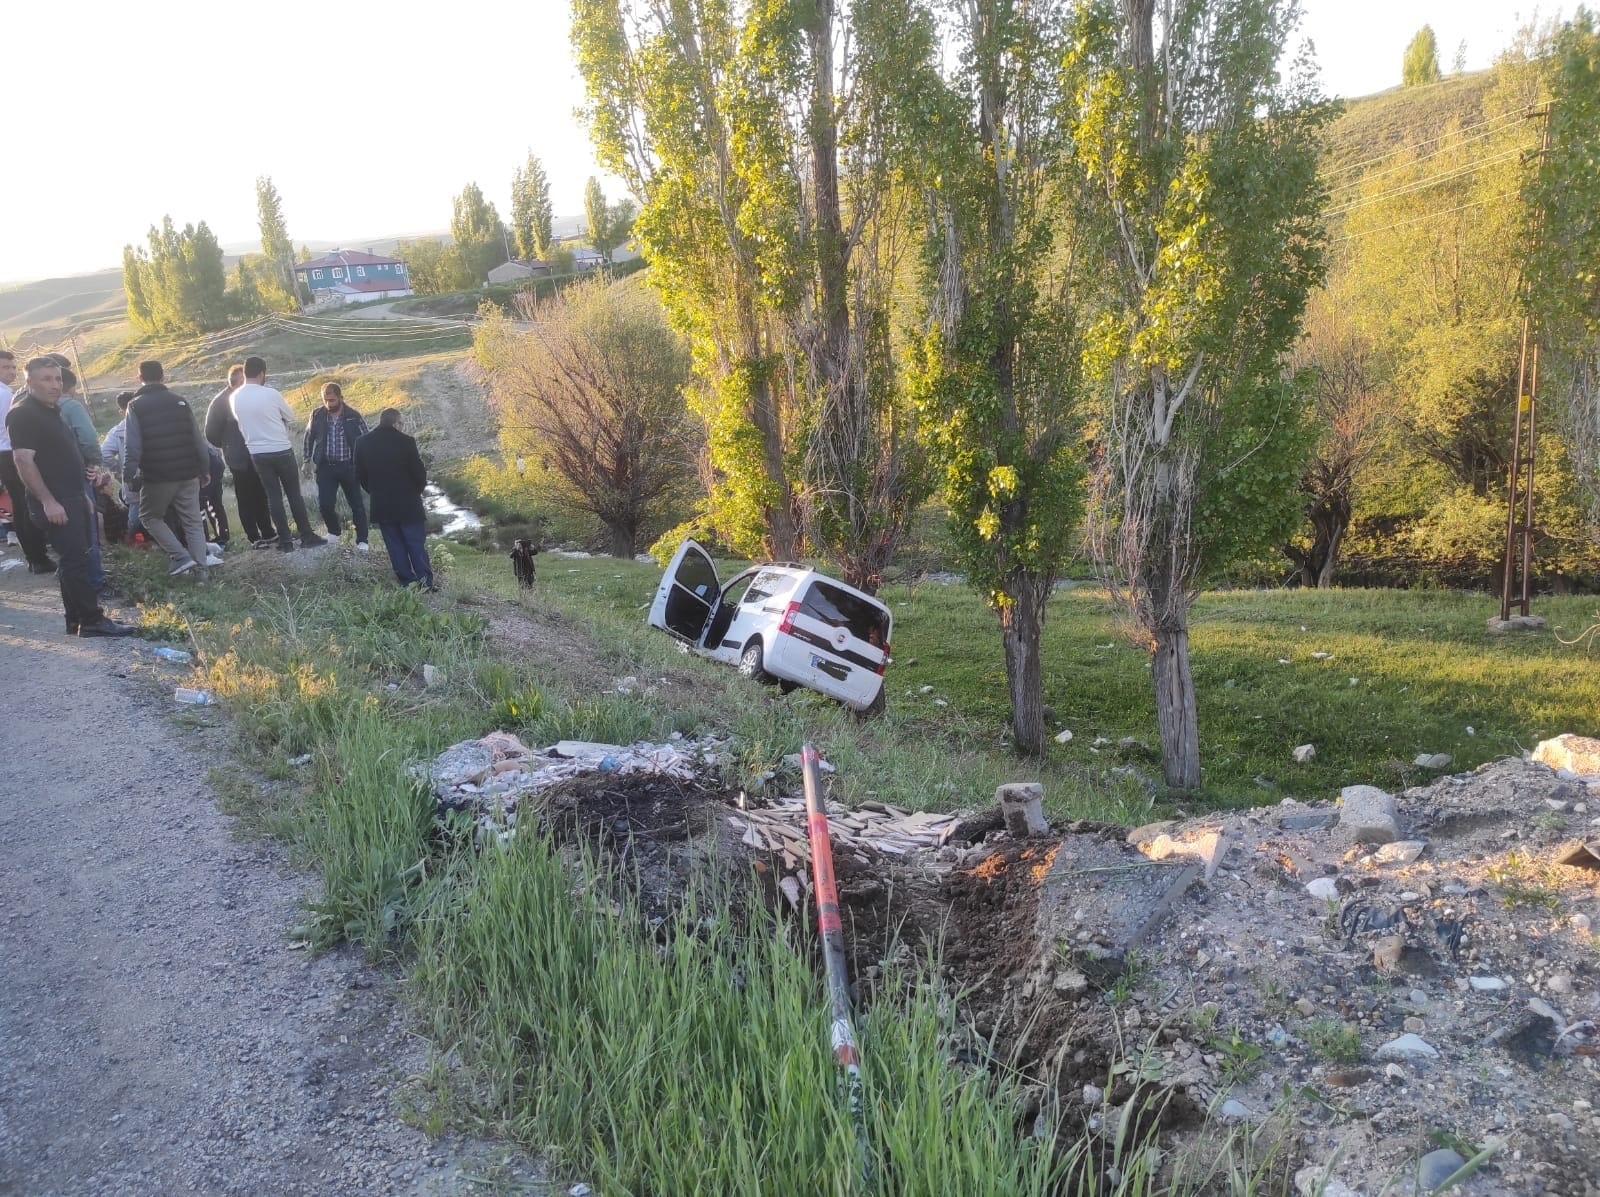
[799,581,889,647]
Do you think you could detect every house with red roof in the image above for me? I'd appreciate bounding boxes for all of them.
[293,249,413,307]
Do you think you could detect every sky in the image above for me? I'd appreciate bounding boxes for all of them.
[0,0,1533,285]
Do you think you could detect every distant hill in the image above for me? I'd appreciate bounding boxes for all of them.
[1323,71,1496,176]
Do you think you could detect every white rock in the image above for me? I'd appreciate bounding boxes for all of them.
[1294,1164,1363,1197]
[1338,785,1401,844]
[1532,734,1600,776]
[1082,1084,1104,1106]
[1546,973,1574,995]
[1054,969,1089,997]
[1468,976,1508,992]
[422,663,444,687]
[1219,1099,1251,1122]
[1376,1033,1438,1061]
[1306,877,1340,902]
[1292,743,1316,764]
[919,685,935,694]
[1373,840,1427,865]
[1055,728,1074,744]
[1572,913,1593,935]
[1414,752,1452,770]
[1312,651,1332,660]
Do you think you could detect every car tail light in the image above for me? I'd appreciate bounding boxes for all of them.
[875,642,890,675]
[777,601,801,634]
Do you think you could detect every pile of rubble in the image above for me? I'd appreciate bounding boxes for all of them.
[421,732,724,842]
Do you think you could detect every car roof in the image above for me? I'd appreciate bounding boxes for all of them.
[748,562,889,612]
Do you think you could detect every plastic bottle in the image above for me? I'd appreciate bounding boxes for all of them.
[174,688,215,705]
[151,647,192,664]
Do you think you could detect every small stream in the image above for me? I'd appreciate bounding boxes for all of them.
[423,484,484,538]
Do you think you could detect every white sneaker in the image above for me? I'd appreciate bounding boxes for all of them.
[170,559,198,576]
[205,542,223,555]
[204,554,224,567]
[356,541,370,552]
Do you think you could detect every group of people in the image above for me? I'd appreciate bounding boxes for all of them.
[0,348,436,638]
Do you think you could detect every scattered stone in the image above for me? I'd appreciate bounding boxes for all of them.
[1486,613,1546,633]
[1126,821,1178,846]
[1136,828,1230,881]
[1404,1016,1426,1034]
[1053,970,1089,998]
[1294,997,1316,1018]
[1376,1033,1438,1061]
[1572,913,1592,935]
[421,664,444,688]
[1219,1099,1251,1122]
[1279,810,1339,832]
[1384,1063,1406,1082]
[570,1185,593,1197]
[1292,744,1317,764]
[614,676,641,694]
[1372,934,1405,971]
[1373,839,1427,865]
[1546,798,1573,812]
[1294,1164,1363,1197]
[1306,877,1340,902]
[1554,839,1600,869]
[1469,976,1508,992]
[1409,988,1429,1008]
[1082,1084,1103,1106]
[1338,785,1400,844]
[996,783,1049,838]
[1532,733,1600,776]
[1413,753,1452,770]
[1418,1148,1467,1192]
[1546,973,1573,996]
[1054,728,1074,744]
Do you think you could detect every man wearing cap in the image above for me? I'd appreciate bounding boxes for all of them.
[3,357,132,635]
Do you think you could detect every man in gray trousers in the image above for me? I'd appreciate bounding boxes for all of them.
[124,360,216,576]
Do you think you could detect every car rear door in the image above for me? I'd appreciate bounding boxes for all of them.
[648,539,720,648]
[775,579,893,709]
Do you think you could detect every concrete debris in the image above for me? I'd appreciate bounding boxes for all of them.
[1136,827,1229,881]
[1486,613,1546,632]
[1553,839,1600,870]
[1292,743,1316,763]
[1305,876,1340,901]
[1413,753,1452,770]
[1372,839,1426,865]
[1375,1033,1438,1061]
[1468,975,1508,992]
[421,732,723,843]
[1532,733,1600,777]
[1337,785,1401,844]
[996,782,1049,838]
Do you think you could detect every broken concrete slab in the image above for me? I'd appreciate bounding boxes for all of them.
[1339,785,1401,844]
[1279,810,1339,832]
[1553,839,1600,870]
[1035,834,1199,983]
[1136,828,1229,881]
[1533,734,1600,777]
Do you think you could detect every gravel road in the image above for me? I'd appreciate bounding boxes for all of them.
[0,569,541,1195]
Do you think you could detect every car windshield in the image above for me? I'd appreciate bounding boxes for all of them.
[799,580,889,647]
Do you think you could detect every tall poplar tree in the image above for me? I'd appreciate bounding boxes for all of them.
[1068,0,1331,791]
[255,175,297,307]
[511,151,555,260]
[451,183,509,284]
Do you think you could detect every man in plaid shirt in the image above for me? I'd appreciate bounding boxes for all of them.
[302,381,371,549]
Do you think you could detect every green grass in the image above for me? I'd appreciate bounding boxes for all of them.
[462,550,1600,807]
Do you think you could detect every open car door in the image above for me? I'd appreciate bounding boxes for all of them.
[647,539,720,646]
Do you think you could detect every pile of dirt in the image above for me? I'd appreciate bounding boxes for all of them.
[431,731,1600,1194]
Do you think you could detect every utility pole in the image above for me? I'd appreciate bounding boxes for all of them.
[1497,104,1553,628]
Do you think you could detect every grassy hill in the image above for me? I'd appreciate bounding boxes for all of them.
[1322,71,1497,172]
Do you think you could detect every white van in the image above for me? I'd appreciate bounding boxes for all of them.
[647,540,893,714]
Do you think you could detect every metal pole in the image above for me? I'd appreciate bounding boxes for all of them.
[1500,317,1532,621]
[800,744,869,1182]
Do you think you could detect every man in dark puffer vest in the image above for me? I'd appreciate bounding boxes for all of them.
[124,360,216,576]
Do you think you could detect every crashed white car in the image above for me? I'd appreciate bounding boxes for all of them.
[648,540,892,714]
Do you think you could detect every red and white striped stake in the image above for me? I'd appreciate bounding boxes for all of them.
[800,744,870,1179]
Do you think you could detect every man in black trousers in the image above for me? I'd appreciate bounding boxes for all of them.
[355,407,433,589]
[205,363,274,546]
[3,357,131,636]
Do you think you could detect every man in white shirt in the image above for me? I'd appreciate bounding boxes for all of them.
[0,349,56,571]
[229,355,325,552]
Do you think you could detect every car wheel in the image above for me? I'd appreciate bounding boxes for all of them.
[855,685,886,720]
[739,640,771,683]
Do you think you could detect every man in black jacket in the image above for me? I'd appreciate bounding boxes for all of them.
[205,363,274,546]
[124,361,214,577]
[304,382,370,549]
[355,407,432,589]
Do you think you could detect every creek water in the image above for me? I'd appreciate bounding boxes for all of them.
[423,484,484,537]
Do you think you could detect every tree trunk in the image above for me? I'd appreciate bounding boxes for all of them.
[1151,623,1201,792]
[605,522,636,558]
[1000,580,1048,757]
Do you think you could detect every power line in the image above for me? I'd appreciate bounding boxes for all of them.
[1325,144,1534,220]
[1330,188,1519,244]
[1321,106,1529,183]
[1326,118,1533,196]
